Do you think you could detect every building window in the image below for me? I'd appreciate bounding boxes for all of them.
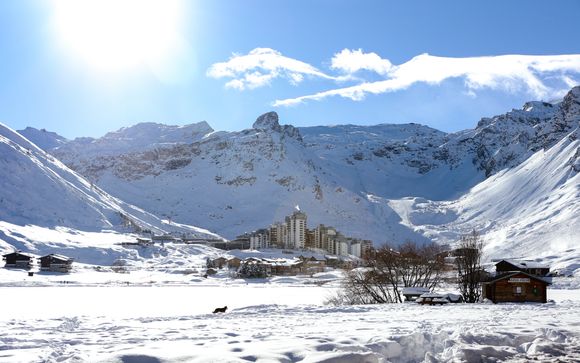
[514,286,523,295]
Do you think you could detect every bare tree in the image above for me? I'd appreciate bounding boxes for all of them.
[328,241,444,305]
[455,230,484,303]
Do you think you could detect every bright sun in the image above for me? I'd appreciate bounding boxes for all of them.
[51,0,186,72]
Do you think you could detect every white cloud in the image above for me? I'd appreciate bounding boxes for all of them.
[207,48,334,90]
[273,52,580,106]
[331,48,393,75]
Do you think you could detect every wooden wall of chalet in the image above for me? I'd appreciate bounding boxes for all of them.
[484,272,548,303]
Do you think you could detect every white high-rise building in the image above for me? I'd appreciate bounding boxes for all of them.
[284,210,307,249]
[249,229,270,250]
[269,222,286,248]
[349,240,362,258]
[328,232,349,256]
[314,224,337,252]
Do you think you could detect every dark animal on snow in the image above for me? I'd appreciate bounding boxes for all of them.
[213,306,227,314]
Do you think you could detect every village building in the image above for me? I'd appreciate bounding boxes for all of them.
[314,224,337,252]
[214,235,250,250]
[305,229,316,249]
[269,222,286,249]
[227,257,241,269]
[249,229,270,250]
[325,255,339,268]
[284,210,307,249]
[209,257,228,269]
[40,254,73,272]
[298,256,326,275]
[360,240,374,259]
[350,240,362,258]
[327,233,349,256]
[246,208,374,257]
[482,271,551,303]
[494,259,550,276]
[2,252,34,269]
[267,258,302,276]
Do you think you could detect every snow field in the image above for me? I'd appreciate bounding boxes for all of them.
[0,287,579,362]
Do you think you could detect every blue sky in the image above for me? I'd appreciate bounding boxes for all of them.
[0,0,579,139]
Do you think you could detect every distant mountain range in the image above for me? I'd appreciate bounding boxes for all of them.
[5,87,579,266]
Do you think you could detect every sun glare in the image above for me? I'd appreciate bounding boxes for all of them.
[51,0,188,73]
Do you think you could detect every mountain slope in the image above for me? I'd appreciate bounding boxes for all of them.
[389,128,579,257]
[0,122,222,239]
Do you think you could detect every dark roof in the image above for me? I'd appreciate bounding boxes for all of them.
[485,270,552,285]
[40,254,73,262]
[496,259,550,269]
[2,251,33,258]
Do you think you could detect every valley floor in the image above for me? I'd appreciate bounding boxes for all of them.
[1,286,580,362]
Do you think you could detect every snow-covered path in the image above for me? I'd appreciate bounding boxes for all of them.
[1,287,580,362]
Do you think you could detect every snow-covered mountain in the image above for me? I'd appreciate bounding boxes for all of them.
[22,88,580,262]
[0,122,223,262]
[18,126,69,150]
[51,113,447,243]
[52,121,216,162]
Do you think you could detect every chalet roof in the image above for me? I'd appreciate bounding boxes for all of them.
[485,270,552,285]
[497,259,550,270]
[2,251,33,258]
[261,258,301,267]
[41,254,73,262]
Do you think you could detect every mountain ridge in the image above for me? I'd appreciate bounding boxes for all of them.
[12,87,580,252]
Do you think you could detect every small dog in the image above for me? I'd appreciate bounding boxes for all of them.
[212,306,227,314]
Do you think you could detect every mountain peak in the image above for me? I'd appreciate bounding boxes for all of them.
[253,111,281,132]
[252,111,303,142]
[17,126,68,151]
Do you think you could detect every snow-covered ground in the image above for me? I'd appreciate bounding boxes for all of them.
[1,286,579,362]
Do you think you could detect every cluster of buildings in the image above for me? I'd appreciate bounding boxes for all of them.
[208,254,356,278]
[243,209,373,258]
[2,251,73,273]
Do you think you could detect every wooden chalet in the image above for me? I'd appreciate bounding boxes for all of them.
[495,260,550,276]
[269,259,302,276]
[40,254,73,272]
[325,256,339,267]
[482,271,551,303]
[211,257,228,269]
[2,252,34,269]
[227,257,241,269]
[299,259,326,274]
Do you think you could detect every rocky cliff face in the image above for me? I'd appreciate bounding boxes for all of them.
[34,87,580,243]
